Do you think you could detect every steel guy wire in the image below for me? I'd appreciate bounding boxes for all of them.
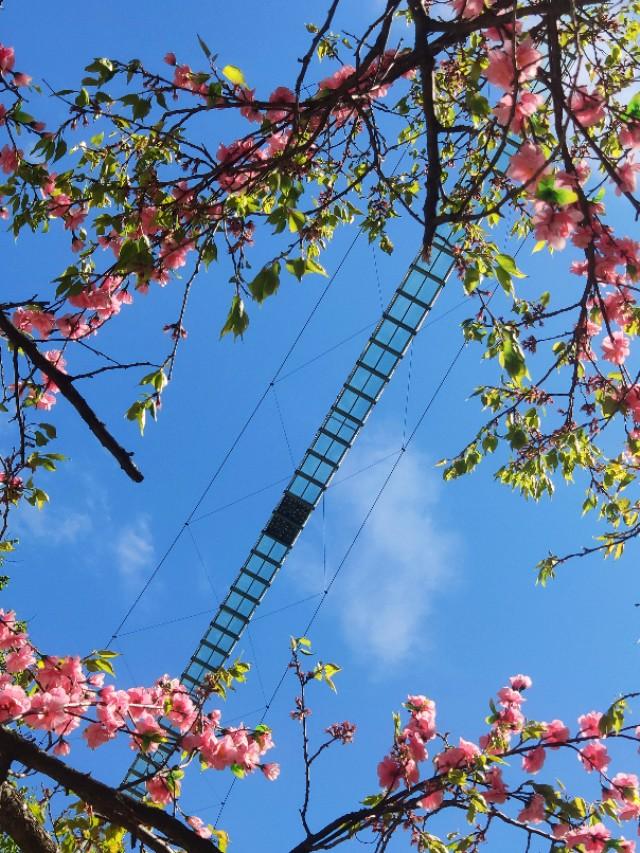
[105,228,363,648]
[213,337,469,828]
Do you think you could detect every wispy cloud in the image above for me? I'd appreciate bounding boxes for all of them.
[293,431,459,669]
[113,515,155,586]
[15,503,93,546]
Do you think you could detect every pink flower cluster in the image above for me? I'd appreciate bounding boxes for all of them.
[377,694,438,792]
[0,608,279,806]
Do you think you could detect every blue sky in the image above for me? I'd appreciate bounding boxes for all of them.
[2,3,639,851]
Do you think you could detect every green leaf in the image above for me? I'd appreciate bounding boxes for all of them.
[464,266,481,295]
[220,295,250,339]
[250,262,281,302]
[535,175,578,207]
[197,34,213,59]
[626,92,640,120]
[498,333,528,385]
[495,265,513,296]
[222,64,247,88]
[495,253,526,279]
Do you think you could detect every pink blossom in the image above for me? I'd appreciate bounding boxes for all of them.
[615,159,640,196]
[403,727,428,762]
[318,65,356,92]
[493,92,542,133]
[486,39,541,91]
[262,762,280,781]
[483,766,508,803]
[577,710,603,738]
[601,330,631,365]
[160,237,194,270]
[0,683,29,722]
[0,145,19,174]
[53,739,71,757]
[139,206,159,236]
[620,123,640,151]
[27,687,79,735]
[451,0,487,19]
[533,203,582,250]
[164,52,176,66]
[146,774,173,805]
[522,745,546,774]
[13,72,31,88]
[56,314,90,340]
[434,738,480,773]
[578,741,610,773]
[610,772,639,801]
[0,45,15,74]
[64,204,88,231]
[507,143,548,184]
[377,754,403,791]
[510,674,532,690]
[83,722,116,749]
[497,686,525,706]
[570,87,605,127]
[565,822,610,852]
[5,644,36,673]
[167,690,197,733]
[603,290,634,327]
[542,719,569,746]
[517,792,546,824]
[238,88,263,123]
[417,790,443,811]
[187,816,212,839]
[265,130,291,157]
[268,86,296,122]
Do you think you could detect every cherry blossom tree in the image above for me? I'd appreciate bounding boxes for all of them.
[1,0,640,849]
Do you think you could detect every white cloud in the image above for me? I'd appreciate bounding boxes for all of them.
[15,503,93,546]
[293,432,459,669]
[113,516,155,585]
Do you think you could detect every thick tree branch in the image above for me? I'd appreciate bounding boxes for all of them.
[0,782,59,853]
[0,311,144,483]
[0,726,216,853]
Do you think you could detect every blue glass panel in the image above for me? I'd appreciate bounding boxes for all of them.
[386,324,412,352]
[375,318,400,347]
[402,268,428,297]
[388,293,413,323]
[404,301,426,329]
[324,412,357,442]
[300,480,321,503]
[337,389,372,421]
[413,276,442,305]
[312,434,346,464]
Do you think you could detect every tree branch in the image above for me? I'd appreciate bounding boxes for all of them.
[0,312,144,483]
[0,726,217,853]
[0,782,59,853]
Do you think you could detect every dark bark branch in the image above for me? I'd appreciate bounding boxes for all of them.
[0,782,59,853]
[0,312,144,483]
[0,726,217,853]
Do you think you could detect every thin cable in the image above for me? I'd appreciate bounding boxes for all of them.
[190,476,289,525]
[275,320,376,384]
[114,592,323,640]
[372,244,385,312]
[322,494,327,590]
[106,228,363,647]
[402,345,414,447]
[186,524,221,603]
[246,628,269,708]
[214,339,468,828]
[329,449,402,490]
[272,385,296,467]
